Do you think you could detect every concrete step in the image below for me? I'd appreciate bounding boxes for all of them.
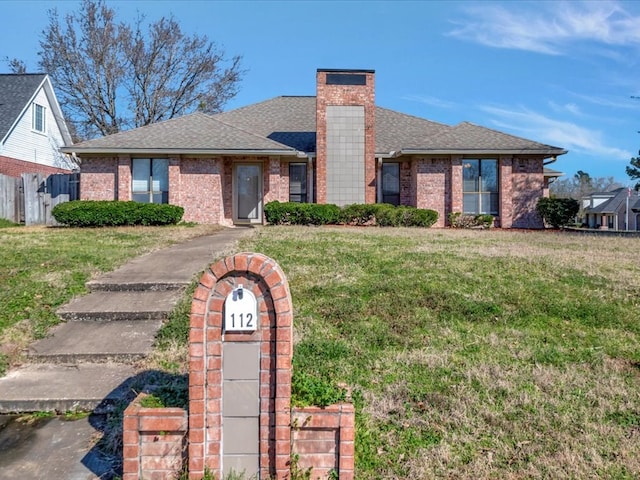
[86,280,186,292]
[57,290,183,322]
[0,363,137,413]
[28,319,162,364]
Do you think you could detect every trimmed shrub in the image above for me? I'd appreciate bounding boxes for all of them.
[264,201,340,225]
[448,212,494,229]
[264,201,438,228]
[536,197,579,228]
[52,200,184,227]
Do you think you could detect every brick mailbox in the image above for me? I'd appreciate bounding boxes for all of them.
[123,252,354,479]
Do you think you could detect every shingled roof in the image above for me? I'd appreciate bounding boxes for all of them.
[67,96,567,157]
[0,73,47,142]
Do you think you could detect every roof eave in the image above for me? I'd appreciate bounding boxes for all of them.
[398,148,568,156]
[61,147,303,156]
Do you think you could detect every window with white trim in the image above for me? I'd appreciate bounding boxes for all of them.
[463,159,498,215]
[132,158,169,204]
[32,104,46,133]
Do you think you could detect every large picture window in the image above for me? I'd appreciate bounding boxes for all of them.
[382,163,400,205]
[289,163,307,203]
[132,158,169,204]
[463,159,498,215]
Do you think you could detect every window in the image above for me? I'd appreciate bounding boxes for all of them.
[382,163,400,205]
[463,159,498,215]
[289,163,307,202]
[32,104,45,133]
[132,158,169,203]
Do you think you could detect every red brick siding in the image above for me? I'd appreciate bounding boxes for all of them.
[499,156,514,228]
[265,157,282,204]
[415,158,448,227]
[178,157,223,224]
[80,157,118,200]
[315,70,376,204]
[400,161,413,206]
[450,157,463,218]
[117,155,131,201]
[512,157,544,228]
[0,155,73,178]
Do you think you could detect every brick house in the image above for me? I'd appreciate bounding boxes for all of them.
[66,69,567,228]
[0,74,76,177]
[582,188,640,230]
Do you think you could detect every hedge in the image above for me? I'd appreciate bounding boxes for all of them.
[52,200,184,227]
[264,201,438,228]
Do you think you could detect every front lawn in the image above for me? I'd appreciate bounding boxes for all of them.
[0,224,221,374]
[244,227,640,478]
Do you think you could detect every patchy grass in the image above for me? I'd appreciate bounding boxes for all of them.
[0,224,221,373]
[242,226,640,479]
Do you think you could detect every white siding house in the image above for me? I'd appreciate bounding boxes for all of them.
[0,74,75,177]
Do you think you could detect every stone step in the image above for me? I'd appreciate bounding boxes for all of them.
[27,319,162,364]
[0,363,137,413]
[57,290,183,322]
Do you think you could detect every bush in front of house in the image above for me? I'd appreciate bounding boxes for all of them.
[535,197,579,229]
[448,212,495,229]
[264,201,438,228]
[264,201,341,225]
[52,200,184,227]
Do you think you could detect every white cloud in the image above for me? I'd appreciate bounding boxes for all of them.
[402,94,457,109]
[549,101,583,116]
[479,104,632,159]
[448,1,640,55]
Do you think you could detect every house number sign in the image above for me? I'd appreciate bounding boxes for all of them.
[224,285,257,332]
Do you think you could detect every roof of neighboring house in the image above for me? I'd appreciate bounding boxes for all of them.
[66,96,567,157]
[0,73,72,146]
[584,188,639,214]
[543,167,564,178]
[0,73,47,141]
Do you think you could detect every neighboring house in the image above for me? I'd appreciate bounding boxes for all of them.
[582,188,640,230]
[64,69,567,228]
[0,73,75,177]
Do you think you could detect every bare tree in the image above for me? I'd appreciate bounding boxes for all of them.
[3,57,28,73]
[550,171,623,199]
[39,0,243,140]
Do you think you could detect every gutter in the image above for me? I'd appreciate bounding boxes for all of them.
[61,148,303,157]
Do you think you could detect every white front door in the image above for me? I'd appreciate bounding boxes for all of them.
[235,164,262,223]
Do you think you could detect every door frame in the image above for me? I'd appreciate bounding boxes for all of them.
[232,162,263,224]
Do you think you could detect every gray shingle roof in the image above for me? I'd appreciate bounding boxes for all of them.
[67,96,567,156]
[71,112,298,153]
[0,74,47,141]
[585,188,639,214]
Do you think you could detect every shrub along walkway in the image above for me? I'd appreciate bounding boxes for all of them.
[0,226,253,478]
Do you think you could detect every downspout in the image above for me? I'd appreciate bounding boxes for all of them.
[543,155,557,166]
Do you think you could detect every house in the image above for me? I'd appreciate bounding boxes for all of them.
[0,73,75,177]
[582,188,640,230]
[64,69,567,228]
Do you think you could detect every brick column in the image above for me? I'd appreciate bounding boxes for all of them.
[117,155,131,201]
[168,156,180,206]
[499,156,513,228]
[189,253,293,479]
[450,156,463,220]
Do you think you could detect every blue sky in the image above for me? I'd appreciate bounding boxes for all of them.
[3,0,640,183]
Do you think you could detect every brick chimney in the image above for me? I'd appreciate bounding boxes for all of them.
[315,69,376,205]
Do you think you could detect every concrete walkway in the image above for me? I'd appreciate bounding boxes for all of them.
[0,226,254,479]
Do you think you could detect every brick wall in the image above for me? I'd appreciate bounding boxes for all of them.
[512,157,544,228]
[0,155,73,178]
[415,157,448,227]
[123,399,356,480]
[178,157,224,224]
[122,394,188,480]
[80,157,118,200]
[291,404,355,480]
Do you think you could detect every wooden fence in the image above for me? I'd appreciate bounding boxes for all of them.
[0,172,79,225]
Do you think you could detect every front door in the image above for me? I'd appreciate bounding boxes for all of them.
[235,164,262,223]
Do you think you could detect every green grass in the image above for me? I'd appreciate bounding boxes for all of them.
[241,226,640,479]
[5,223,640,478]
[0,224,221,374]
